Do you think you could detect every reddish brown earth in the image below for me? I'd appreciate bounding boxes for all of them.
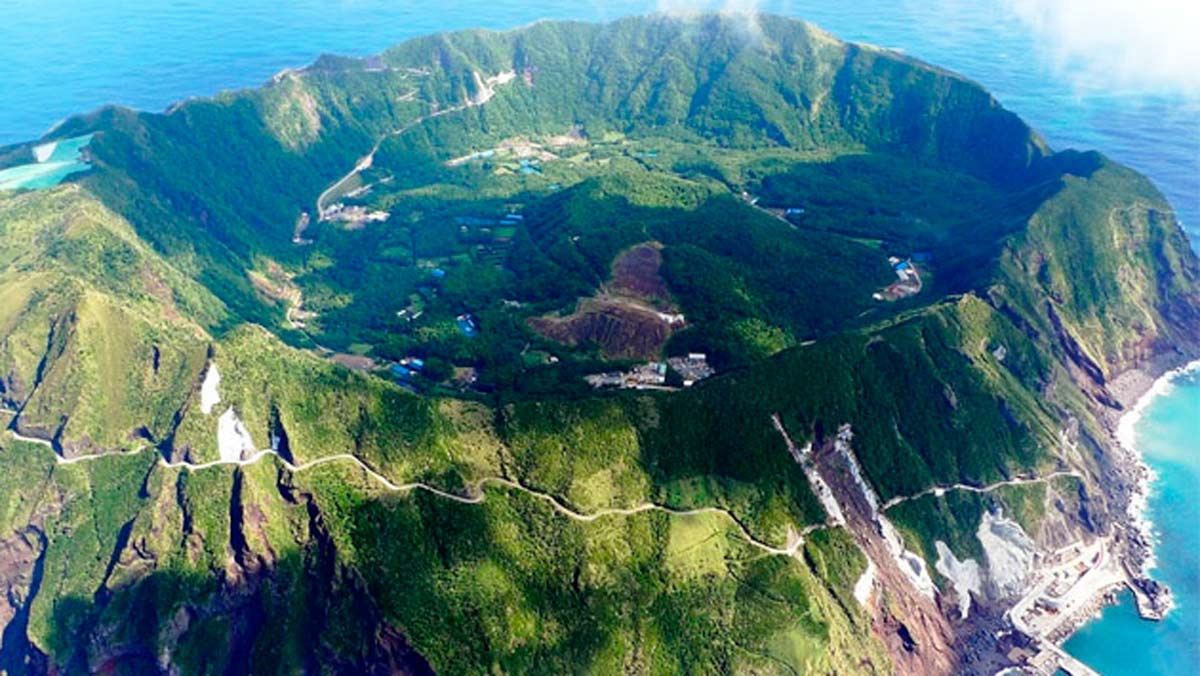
[606,243,672,308]
[529,298,676,360]
[810,436,959,676]
[529,242,682,359]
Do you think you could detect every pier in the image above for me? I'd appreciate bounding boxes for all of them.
[1025,642,1099,676]
[1007,538,1122,676]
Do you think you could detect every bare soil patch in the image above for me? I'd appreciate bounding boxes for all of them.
[606,242,673,308]
[530,241,683,359]
[529,298,677,360]
[330,353,377,371]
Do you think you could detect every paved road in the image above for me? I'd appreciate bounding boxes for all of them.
[3,427,810,559]
[880,471,1085,511]
[316,70,516,216]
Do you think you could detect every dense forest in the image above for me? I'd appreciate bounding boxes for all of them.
[0,12,1196,675]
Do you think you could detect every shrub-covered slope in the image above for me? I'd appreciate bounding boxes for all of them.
[0,12,1197,676]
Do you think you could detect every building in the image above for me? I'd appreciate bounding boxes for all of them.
[456,314,479,338]
[668,353,715,386]
[586,361,671,389]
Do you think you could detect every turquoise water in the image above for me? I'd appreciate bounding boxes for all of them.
[0,1,1196,242]
[0,3,1197,671]
[0,133,92,190]
[1063,366,1200,674]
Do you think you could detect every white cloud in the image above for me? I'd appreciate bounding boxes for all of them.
[655,0,762,14]
[1005,0,1200,95]
[653,0,768,41]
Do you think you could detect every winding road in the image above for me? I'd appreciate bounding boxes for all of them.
[315,70,515,217]
[6,399,1085,563]
[3,426,808,559]
[5,403,1085,562]
[879,470,1085,511]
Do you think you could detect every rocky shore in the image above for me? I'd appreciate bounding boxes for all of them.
[1099,352,1200,621]
[1045,585,1126,644]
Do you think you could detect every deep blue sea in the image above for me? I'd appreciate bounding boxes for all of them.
[0,2,1197,673]
[1,0,1197,244]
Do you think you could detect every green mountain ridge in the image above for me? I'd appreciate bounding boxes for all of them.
[0,12,1196,676]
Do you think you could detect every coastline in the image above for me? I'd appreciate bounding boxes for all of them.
[1028,354,1200,675]
[998,353,1199,675]
[1114,358,1200,573]
[1085,355,1199,624]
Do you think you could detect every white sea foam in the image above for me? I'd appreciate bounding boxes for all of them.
[199,363,221,415]
[1117,359,1200,576]
[1117,360,1200,454]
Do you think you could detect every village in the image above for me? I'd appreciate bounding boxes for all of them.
[1000,537,1128,676]
[585,353,714,390]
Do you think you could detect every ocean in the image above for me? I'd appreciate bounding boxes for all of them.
[0,2,1196,673]
[1,1,1197,244]
[1063,365,1200,674]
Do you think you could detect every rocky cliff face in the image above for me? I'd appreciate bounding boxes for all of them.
[994,153,1200,385]
[0,12,1197,676]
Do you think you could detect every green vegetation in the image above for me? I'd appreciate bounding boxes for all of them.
[0,188,216,454]
[295,463,890,674]
[884,474,1084,579]
[0,11,1196,675]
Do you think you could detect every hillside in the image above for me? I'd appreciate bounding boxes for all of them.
[0,12,1197,676]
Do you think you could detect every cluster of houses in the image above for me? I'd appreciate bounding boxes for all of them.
[585,353,714,390]
[873,255,926,301]
[456,313,479,338]
[666,353,714,387]
[454,212,521,266]
[321,202,390,227]
[390,357,426,393]
[391,357,424,379]
[586,362,669,389]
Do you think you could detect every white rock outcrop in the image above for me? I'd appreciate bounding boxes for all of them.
[935,541,983,619]
[837,424,936,598]
[977,509,1038,598]
[217,407,256,463]
[854,558,878,606]
[200,363,221,415]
